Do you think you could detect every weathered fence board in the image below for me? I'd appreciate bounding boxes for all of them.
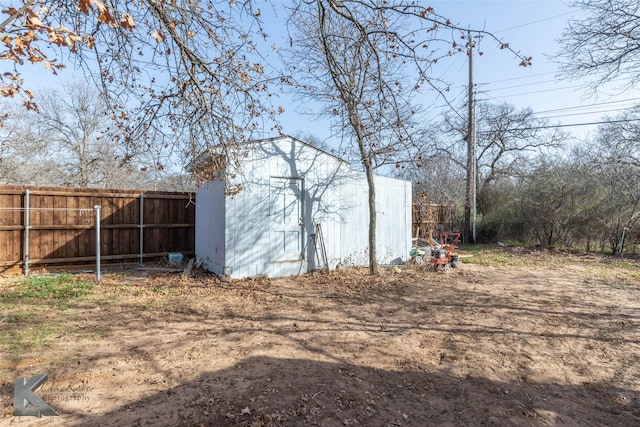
[412,202,455,239]
[0,185,195,275]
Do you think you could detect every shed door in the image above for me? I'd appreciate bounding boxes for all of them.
[270,177,303,262]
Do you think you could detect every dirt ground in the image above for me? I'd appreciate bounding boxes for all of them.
[1,247,639,426]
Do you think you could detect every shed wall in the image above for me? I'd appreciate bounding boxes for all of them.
[373,174,412,265]
[196,137,412,279]
[338,172,411,266]
[195,180,225,275]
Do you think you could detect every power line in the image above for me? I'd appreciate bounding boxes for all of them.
[478,78,561,91]
[442,90,640,123]
[478,74,633,94]
[428,55,640,121]
[494,11,576,34]
[437,99,632,123]
[436,52,466,84]
[534,98,640,115]
[477,118,640,133]
[475,71,558,85]
[479,83,586,99]
[536,107,634,121]
[474,93,640,118]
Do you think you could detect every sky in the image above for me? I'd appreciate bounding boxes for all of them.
[429,0,630,136]
[8,1,639,150]
[277,0,640,146]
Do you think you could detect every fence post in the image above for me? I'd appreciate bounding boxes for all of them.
[95,205,101,282]
[23,189,30,276]
[139,193,144,266]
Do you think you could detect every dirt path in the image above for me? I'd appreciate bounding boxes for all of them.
[1,249,639,426]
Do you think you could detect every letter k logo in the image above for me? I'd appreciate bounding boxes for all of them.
[13,374,59,417]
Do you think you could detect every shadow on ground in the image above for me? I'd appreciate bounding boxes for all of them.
[56,356,640,427]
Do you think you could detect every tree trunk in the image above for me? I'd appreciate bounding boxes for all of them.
[364,158,378,275]
[352,114,378,275]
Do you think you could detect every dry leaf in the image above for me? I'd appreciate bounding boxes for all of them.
[151,30,165,43]
[120,13,136,31]
[78,0,91,15]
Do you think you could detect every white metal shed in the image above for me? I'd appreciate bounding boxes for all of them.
[195,136,412,279]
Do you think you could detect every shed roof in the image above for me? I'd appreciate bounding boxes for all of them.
[191,135,411,184]
[188,135,346,174]
[235,135,348,164]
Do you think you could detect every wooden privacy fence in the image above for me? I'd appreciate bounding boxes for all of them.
[0,185,195,275]
[412,202,455,239]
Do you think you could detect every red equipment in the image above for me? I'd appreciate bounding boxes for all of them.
[429,232,460,272]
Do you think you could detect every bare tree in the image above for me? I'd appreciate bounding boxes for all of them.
[511,139,640,253]
[559,0,640,253]
[1,1,280,168]
[292,132,333,153]
[396,150,465,207]
[288,1,427,274]
[287,2,532,272]
[440,102,565,213]
[559,0,640,91]
[516,158,579,247]
[431,102,640,251]
[34,83,116,187]
[0,100,66,185]
[1,84,185,189]
[589,106,640,253]
[594,105,640,168]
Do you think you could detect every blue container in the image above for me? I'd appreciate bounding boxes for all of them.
[167,252,184,265]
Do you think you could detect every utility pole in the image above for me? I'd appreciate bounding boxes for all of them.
[465,31,476,244]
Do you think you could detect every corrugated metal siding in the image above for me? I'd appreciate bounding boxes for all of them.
[196,136,412,278]
[373,175,412,265]
[195,180,225,275]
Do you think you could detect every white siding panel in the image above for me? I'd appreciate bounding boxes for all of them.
[225,180,271,278]
[339,171,370,266]
[374,175,412,265]
[195,181,226,275]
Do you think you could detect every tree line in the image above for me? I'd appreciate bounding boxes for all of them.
[405,102,640,255]
[0,83,191,191]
